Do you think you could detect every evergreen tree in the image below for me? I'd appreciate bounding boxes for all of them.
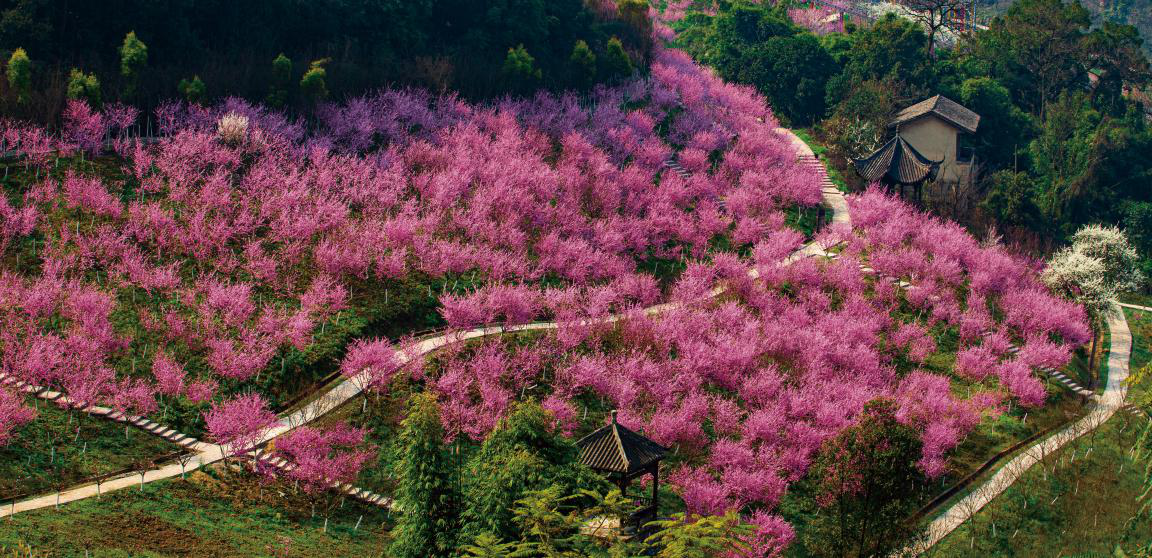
[66,68,101,107]
[460,401,604,543]
[958,77,1034,170]
[6,48,30,105]
[390,393,460,558]
[300,58,329,103]
[119,31,148,96]
[569,40,597,90]
[600,37,633,82]
[460,533,518,557]
[502,44,541,93]
[268,53,293,108]
[178,75,206,105]
[645,511,753,558]
[802,399,923,558]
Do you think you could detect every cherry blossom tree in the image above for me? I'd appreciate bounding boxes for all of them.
[0,388,36,446]
[204,393,279,458]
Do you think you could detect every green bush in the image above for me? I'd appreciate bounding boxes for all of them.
[66,68,101,106]
[177,75,206,105]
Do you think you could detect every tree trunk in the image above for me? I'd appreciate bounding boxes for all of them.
[1089,328,1099,386]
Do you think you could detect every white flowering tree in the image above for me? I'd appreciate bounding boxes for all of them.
[1069,225,1145,293]
[1043,225,1144,370]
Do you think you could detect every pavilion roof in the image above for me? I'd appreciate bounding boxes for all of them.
[852,134,941,185]
[575,412,669,475]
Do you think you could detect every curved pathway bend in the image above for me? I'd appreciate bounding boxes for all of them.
[0,128,849,518]
[900,303,1133,556]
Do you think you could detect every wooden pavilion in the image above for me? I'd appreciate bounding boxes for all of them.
[576,410,669,525]
[851,133,941,202]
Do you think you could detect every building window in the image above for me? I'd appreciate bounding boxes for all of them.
[956,133,974,163]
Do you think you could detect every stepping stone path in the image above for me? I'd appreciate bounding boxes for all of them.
[1121,404,1149,420]
[1042,367,1093,396]
[797,153,842,197]
[664,154,727,210]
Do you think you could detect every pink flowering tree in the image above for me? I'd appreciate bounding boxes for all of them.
[203,393,280,459]
[0,388,36,446]
[262,422,375,532]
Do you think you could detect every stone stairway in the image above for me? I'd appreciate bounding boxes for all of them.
[797,153,841,197]
[0,372,204,450]
[663,155,693,180]
[249,453,393,508]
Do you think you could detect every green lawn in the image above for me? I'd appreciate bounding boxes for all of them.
[1120,292,1152,309]
[0,399,178,501]
[923,309,1152,556]
[926,413,1152,557]
[0,466,391,557]
[1126,307,1151,376]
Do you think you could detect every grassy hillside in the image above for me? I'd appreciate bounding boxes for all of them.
[0,467,391,557]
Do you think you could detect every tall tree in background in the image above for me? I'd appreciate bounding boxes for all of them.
[974,0,1090,117]
[119,31,148,97]
[299,58,328,103]
[803,399,924,558]
[569,40,597,90]
[178,75,206,105]
[6,48,30,105]
[502,44,542,94]
[897,0,972,57]
[267,53,292,108]
[1083,22,1152,113]
[958,77,1034,170]
[600,37,634,83]
[391,393,460,558]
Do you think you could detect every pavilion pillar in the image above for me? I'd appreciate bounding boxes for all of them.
[651,464,660,516]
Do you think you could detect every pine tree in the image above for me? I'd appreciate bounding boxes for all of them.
[6,48,31,105]
[460,401,602,543]
[502,44,541,94]
[391,393,460,558]
[300,59,329,103]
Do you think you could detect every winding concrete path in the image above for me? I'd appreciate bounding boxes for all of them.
[901,303,1133,556]
[0,127,849,518]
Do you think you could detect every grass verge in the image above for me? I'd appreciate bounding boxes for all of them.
[925,413,1152,557]
[0,399,178,500]
[0,466,391,557]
